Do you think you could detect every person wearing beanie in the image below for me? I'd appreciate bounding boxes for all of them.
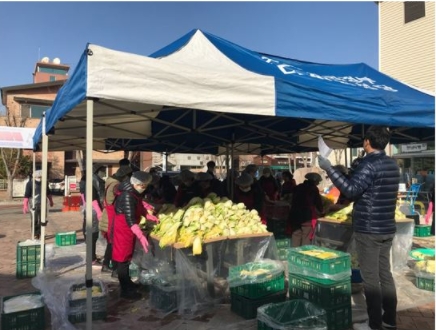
[174,170,201,207]
[232,172,264,216]
[288,172,324,247]
[99,165,133,276]
[112,171,152,300]
[23,169,54,239]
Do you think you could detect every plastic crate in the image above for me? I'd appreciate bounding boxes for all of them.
[414,225,431,237]
[288,273,351,308]
[230,272,285,300]
[231,289,287,319]
[287,245,351,277]
[324,302,352,330]
[16,242,41,263]
[416,276,435,292]
[1,292,45,330]
[67,282,107,323]
[264,203,290,220]
[16,261,40,279]
[266,219,286,236]
[275,238,291,249]
[150,282,179,313]
[277,248,289,261]
[257,299,327,330]
[55,231,77,246]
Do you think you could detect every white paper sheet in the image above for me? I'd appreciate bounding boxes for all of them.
[318,135,333,158]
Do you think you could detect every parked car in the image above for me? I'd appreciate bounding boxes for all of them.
[48,178,65,194]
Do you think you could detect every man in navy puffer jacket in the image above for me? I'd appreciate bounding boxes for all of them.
[318,126,400,330]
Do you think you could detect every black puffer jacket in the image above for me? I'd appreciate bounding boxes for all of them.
[114,180,143,228]
[326,151,400,234]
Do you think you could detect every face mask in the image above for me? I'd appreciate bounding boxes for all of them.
[240,187,251,192]
[135,187,146,194]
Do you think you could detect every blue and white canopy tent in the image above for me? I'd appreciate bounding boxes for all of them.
[32,29,434,329]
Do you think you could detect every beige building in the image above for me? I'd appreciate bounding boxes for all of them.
[378,1,435,180]
[379,1,435,91]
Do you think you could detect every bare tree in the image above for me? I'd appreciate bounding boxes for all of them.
[0,110,27,200]
[333,149,345,166]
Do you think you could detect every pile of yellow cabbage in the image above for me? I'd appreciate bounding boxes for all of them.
[152,194,268,255]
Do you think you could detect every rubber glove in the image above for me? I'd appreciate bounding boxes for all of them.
[131,224,149,253]
[80,194,86,206]
[318,155,332,171]
[48,195,54,207]
[23,198,29,214]
[146,212,159,223]
[142,200,154,211]
[92,200,102,221]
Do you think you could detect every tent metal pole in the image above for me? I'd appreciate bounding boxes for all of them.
[39,113,48,271]
[230,142,234,199]
[85,99,94,330]
[31,152,36,239]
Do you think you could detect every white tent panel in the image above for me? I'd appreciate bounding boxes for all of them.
[87,44,276,116]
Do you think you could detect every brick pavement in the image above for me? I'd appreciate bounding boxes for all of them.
[0,196,434,330]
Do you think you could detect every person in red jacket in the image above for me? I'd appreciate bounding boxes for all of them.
[112,171,152,300]
[259,167,280,202]
[232,173,264,216]
[288,172,324,247]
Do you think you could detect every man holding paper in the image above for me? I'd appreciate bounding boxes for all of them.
[318,126,400,330]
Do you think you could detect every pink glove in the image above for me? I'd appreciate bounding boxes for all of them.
[131,224,149,252]
[146,213,159,223]
[142,201,154,211]
[81,194,86,206]
[23,198,29,214]
[92,200,102,221]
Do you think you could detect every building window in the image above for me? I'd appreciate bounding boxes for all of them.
[404,2,425,23]
[187,156,191,160]
[21,104,50,119]
[49,76,56,82]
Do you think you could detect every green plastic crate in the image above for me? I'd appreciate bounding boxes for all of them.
[1,292,45,330]
[16,261,41,279]
[416,276,435,292]
[68,282,107,323]
[257,299,327,330]
[324,302,352,330]
[287,245,351,276]
[277,248,289,261]
[231,289,287,319]
[414,225,431,237]
[16,242,41,263]
[275,238,291,249]
[230,272,285,300]
[288,273,351,308]
[267,219,286,236]
[55,231,77,246]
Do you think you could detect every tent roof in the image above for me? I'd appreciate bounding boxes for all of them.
[33,29,435,154]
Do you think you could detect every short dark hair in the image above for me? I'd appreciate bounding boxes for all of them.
[207,161,216,168]
[364,126,391,150]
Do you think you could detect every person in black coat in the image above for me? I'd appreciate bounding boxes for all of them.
[319,126,400,330]
[23,170,54,239]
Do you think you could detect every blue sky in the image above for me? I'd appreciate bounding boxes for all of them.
[0,1,378,90]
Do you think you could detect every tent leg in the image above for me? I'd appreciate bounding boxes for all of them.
[40,114,48,271]
[85,99,94,330]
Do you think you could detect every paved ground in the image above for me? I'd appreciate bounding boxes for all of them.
[0,195,434,330]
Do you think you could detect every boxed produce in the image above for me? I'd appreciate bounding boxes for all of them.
[67,280,107,323]
[228,259,285,299]
[414,260,435,292]
[287,245,351,281]
[1,292,45,330]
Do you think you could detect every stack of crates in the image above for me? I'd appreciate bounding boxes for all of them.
[287,245,352,330]
[229,260,287,319]
[16,241,43,279]
[275,237,291,261]
[67,281,107,323]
